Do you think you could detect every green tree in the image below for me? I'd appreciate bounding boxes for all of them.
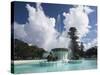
[68,27,81,60]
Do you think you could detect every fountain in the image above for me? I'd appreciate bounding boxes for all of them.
[40,48,69,66]
[40,27,84,66]
[51,48,69,62]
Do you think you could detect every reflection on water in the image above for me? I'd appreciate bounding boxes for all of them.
[13,59,97,74]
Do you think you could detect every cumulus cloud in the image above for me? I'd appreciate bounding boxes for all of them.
[14,3,70,51]
[25,4,58,50]
[14,22,27,41]
[63,6,94,38]
[14,4,95,51]
[63,6,97,50]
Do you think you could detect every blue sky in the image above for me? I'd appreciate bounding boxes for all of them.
[13,2,73,23]
[12,1,97,50]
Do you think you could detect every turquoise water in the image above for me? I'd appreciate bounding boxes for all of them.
[13,60,97,74]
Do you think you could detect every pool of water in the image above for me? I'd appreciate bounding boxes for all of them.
[12,59,97,74]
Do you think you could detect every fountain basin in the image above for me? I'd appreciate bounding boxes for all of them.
[68,60,82,64]
[51,48,68,60]
[39,60,66,66]
[13,59,97,74]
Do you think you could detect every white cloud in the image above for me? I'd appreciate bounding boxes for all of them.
[63,6,94,38]
[84,6,94,14]
[14,4,95,51]
[14,3,70,51]
[14,22,27,41]
[25,4,58,50]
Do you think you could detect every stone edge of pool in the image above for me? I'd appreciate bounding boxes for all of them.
[11,60,47,64]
